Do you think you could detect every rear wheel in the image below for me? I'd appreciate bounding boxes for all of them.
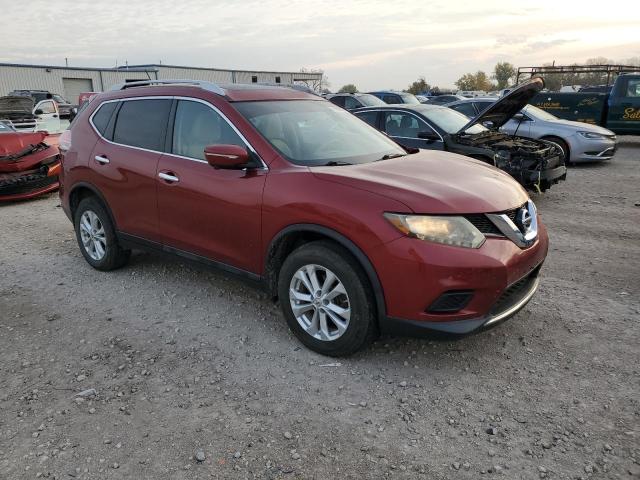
[74,197,130,271]
[277,241,377,356]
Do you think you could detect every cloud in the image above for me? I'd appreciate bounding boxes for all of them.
[1,0,638,90]
[524,38,575,51]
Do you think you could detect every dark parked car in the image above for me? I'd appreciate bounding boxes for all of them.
[354,79,567,192]
[59,79,548,356]
[367,91,421,105]
[425,94,467,105]
[9,89,74,119]
[327,93,385,111]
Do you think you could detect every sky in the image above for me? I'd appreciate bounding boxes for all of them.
[1,0,638,91]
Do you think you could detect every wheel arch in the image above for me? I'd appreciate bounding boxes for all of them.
[264,224,387,321]
[540,135,570,162]
[69,182,117,229]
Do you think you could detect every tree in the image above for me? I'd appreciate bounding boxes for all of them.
[338,84,358,93]
[454,71,493,91]
[406,76,431,95]
[492,62,516,89]
[299,67,328,92]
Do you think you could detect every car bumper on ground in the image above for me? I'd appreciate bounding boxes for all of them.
[0,162,61,202]
[371,222,549,335]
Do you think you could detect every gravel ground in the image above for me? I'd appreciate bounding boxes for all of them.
[1,139,639,480]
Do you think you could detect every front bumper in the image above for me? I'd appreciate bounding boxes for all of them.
[0,162,61,202]
[371,222,548,336]
[382,266,541,335]
[571,138,617,163]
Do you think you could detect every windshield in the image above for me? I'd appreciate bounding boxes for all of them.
[420,107,488,135]
[357,94,386,107]
[53,95,68,104]
[400,93,421,105]
[234,100,406,166]
[523,105,558,121]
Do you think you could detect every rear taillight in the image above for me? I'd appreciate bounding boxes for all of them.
[59,129,72,153]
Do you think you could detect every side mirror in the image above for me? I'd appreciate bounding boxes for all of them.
[417,131,440,141]
[204,144,250,169]
[34,109,44,115]
[513,113,526,121]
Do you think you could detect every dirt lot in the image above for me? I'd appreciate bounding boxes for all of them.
[1,140,639,480]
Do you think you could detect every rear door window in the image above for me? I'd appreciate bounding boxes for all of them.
[91,102,118,137]
[113,99,172,151]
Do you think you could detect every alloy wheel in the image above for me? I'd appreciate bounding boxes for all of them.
[79,210,107,261]
[289,264,351,341]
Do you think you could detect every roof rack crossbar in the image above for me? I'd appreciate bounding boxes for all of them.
[109,79,225,95]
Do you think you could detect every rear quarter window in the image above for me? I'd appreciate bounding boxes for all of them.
[91,102,118,137]
[112,99,172,151]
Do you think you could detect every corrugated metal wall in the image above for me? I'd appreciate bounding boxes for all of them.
[0,64,323,100]
[155,66,233,83]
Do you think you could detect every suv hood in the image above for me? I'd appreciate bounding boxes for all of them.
[0,96,34,114]
[311,151,528,214]
[458,78,544,133]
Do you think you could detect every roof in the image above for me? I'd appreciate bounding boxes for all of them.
[221,84,320,101]
[0,62,157,73]
[0,62,322,78]
[102,81,321,102]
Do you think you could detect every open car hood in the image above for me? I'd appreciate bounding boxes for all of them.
[0,96,34,114]
[457,78,544,133]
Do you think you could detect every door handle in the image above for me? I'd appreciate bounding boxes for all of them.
[94,155,110,164]
[158,172,179,183]
[53,114,58,118]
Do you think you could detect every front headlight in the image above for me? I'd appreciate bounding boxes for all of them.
[384,213,485,249]
[578,131,605,139]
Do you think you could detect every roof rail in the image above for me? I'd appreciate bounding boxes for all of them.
[109,79,225,95]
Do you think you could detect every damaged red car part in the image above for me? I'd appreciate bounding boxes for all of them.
[0,126,61,201]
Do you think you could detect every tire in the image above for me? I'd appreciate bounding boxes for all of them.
[74,197,130,271]
[277,240,377,356]
[543,136,570,166]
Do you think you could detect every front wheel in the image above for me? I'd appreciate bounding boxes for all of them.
[277,241,377,356]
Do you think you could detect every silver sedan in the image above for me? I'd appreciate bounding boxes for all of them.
[447,98,617,164]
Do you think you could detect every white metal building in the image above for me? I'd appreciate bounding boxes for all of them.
[0,63,323,104]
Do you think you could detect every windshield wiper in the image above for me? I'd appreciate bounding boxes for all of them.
[378,153,406,161]
[322,161,353,166]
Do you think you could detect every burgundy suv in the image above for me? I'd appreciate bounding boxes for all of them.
[59,80,548,356]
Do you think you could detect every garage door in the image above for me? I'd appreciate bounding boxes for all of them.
[62,78,94,105]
